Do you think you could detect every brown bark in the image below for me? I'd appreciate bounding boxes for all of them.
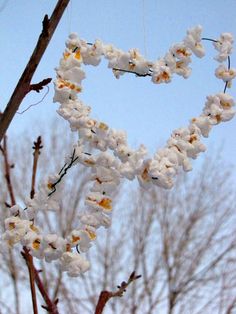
[22,248,60,314]
[0,0,70,142]
[30,136,43,199]
[95,272,141,314]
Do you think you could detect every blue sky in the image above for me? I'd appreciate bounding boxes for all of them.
[0,0,236,175]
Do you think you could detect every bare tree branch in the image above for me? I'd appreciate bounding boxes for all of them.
[0,0,70,142]
[95,271,141,314]
[29,78,52,93]
[30,136,43,199]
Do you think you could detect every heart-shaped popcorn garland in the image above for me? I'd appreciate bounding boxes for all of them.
[2,26,236,277]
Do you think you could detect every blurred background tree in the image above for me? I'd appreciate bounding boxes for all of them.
[1,119,236,314]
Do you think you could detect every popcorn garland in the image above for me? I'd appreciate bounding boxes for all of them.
[2,26,236,277]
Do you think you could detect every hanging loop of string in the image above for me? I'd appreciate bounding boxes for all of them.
[66,0,72,35]
[142,0,148,58]
[17,86,49,115]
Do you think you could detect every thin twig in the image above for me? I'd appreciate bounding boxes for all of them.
[1,136,20,314]
[29,78,52,93]
[52,269,63,301]
[26,136,43,313]
[21,248,39,314]
[1,136,38,314]
[0,0,70,142]
[1,134,57,313]
[21,248,60,314]
[30,136,43,199]
[48,149,78,197]
[1,136,16,205]
[94,271,142,314]
[112,67,151,77]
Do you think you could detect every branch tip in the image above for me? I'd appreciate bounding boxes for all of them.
[42,14,50,36]
[29,78,52,93]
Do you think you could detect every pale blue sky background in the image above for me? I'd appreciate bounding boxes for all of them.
[0,3,235,312]
[0,0,236,175]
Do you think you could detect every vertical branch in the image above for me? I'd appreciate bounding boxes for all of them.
[25,136,43,314]
[0,135,20,314]
[8,252,20,314]
[52,269,63,301]
[21,248,59,314]
[0,0,70,141]
[0,134,58,313]
[1,136,16,205]
[30,136,43,199]
[22,249,39,314]
[25,136,59,313]
[0,135,39,314]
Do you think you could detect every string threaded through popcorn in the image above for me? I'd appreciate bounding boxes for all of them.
[2,26,235,277]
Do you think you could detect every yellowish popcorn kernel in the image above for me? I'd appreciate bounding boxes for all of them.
[98,122,109,131]
[89,51,96,57]
[47,182,54,190]
[70,83,76,90]
[8,222,15,230]
[218,71,224,78]
[141,167,149,181]
[57,79,66,89]
[129,63,136,71]
[220,100,232,109]
[32,239,41,250]
[215,114,222,123]
[8,239,14,247]
[74,50,82,61]
[195,42,202,49]
[176,48,191,57]
[162,71,170,81]
[84,159,95,166]
[30,224,39,233]
[63,51,71,59]
[189,134,198,143]
[176,61,184,69]
[98,198,112,211]
[156,71,170,83]
[57,79,82,92]
[72,235,81,243]
[86,119,96,127]
[75,86,82,92]
[66,243,72,252]
[85,228,96,240]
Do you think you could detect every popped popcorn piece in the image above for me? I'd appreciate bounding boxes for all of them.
[60,252,90,277]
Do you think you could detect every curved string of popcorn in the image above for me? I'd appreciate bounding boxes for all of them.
[54,26,235,188]
[2,26,235,277]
